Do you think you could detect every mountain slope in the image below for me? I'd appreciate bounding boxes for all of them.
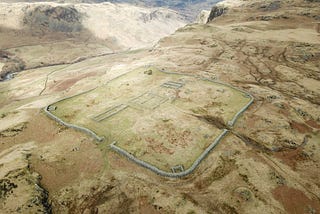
[103,0,223,20]
[0,2,186,79]
[0,2,186,49]
[0,0,224,20]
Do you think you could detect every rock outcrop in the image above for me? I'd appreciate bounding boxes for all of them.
[0,2,187,49]
[0,142,51,213]
[0,50,25,81]
[23,5,83,32]
[207,5,228,22]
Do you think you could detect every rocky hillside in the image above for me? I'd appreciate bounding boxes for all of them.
[101,0,223,20]
[0,2,186,48]
[0,0,223,20]
[0,2,186,80]
[23,5,83,33]
[0,142,51,213]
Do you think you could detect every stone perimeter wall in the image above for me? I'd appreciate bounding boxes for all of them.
[159,69,255,127]
[44,105,104,142]
[110,129,229,178]
[43,67,254,177]
[43,87,104,142]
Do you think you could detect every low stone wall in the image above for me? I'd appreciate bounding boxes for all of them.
[44,67,254,177]
[159,69,255,127]
[110,129,229,178]
[227,93,254,126]
[44,106,104,141]
[43,94,104,142]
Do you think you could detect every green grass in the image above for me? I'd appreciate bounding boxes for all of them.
[49,66,250,172]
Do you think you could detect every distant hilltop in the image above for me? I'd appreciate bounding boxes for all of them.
[0,2,186,49]
[0,0,224,21]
